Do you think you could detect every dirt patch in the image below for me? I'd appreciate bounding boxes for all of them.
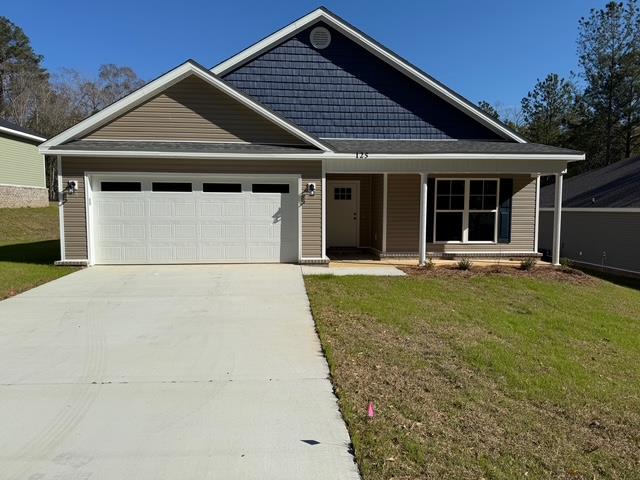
[400,264,596,285]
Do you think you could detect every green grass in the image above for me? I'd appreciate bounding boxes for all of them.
[0,204,77,299]
[305,272,640,479]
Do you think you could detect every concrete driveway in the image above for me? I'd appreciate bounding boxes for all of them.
[0,265,360,480]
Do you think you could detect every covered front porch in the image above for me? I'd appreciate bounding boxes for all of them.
[324,170,565,266]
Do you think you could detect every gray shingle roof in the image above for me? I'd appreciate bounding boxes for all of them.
[56,140,322,154]
[324,139,583,155]
[0,118,45,140]
[540,156,640,208]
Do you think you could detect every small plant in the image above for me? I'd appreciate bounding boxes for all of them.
[560,257,573,268]
[423,257,435,270]
[520,257,537,271]
[457,257,472,271]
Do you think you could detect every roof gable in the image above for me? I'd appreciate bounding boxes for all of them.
[84,75,306,145]
[42,61,329,151]
[214,8,526,143]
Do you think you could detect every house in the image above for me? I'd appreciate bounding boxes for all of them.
[39,7,584,266]
[0,118,47,208]
[539,156,640,277]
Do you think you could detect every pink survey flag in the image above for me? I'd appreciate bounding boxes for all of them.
[367,402,375,418]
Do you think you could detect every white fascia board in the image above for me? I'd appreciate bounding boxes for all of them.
[539,207,640,213]
[41,62,330,152]
[0,125,46,142]
[212,8,527,144]
[41,149,585,161]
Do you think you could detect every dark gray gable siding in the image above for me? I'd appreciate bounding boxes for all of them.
[222,23,504,140]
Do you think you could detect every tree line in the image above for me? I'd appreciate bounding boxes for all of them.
[480,0,640,174]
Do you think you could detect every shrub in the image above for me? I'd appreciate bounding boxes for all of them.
[423,257,435,270]
[560,257,573,268]
[520,257,537,271]
[457,257,472,270]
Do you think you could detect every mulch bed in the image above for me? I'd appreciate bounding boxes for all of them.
[400,264,596,285]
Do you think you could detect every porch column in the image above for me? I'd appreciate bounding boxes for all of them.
[418,173,428,265]
[552,173,563,266]
[382,173,388,252]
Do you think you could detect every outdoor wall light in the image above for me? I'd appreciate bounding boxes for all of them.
[66,180,78,194]
[305,182,316,196]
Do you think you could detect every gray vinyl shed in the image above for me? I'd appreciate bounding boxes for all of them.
[539,156,640,277]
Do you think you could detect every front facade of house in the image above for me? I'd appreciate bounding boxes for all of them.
[539,156,640,277]
[0,119,48,208]
[41,8,583,266]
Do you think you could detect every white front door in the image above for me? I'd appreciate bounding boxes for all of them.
[89,174,299,264]
[327,181,359,247]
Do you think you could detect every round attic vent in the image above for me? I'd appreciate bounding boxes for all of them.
[310,26,331,49]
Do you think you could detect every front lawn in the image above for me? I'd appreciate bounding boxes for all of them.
[0,204,77,299]
[305,269,640,479]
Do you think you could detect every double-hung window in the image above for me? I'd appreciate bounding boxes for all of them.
[434,179,499,243]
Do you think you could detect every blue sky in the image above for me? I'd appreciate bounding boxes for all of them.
[7,0,605,110]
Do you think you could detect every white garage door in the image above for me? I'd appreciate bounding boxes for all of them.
[89,175,299,264]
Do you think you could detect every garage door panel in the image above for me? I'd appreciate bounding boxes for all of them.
[92,176,298,264]
[174,201,196,217]
[124,224,146,240]
[174,224,197,240]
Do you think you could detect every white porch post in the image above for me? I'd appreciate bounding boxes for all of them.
[552,173,563,266]
[382,173,388,253]
[534,174,540,253]
[418,173,428,265]
[321,160,327,260]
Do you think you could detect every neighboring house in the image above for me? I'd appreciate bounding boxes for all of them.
[40,7,584,266]
[0,118,47,208]
[539,156,640,277]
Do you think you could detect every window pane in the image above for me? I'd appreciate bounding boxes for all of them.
[470,180,483,195]
[101,181,141,192]
[334,187,352,200]
[484,181,497,194]
[483,194,497,210]
[450,195,465,210]
[203,183,241,193]
[451,180,465,195]
[438,180,451,194]
[436,195,450,210]
[152,182,192,192]
[435,212,463,241]
[469,212,495,241]
[252,183,290,194]
[469,194,483,210]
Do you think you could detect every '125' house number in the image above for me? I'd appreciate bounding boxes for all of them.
[355,152,369,159]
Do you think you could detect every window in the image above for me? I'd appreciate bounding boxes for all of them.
[468,180,498,241]
[203,183,241,193]
[100,181,141,192]
[252,184,289,194]
[152,182,192,192]
[435,180,464,242]
[434,179,499,243]
[334,187,352,200]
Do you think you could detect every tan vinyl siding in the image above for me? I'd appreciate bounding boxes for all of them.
[327,174,373,247]
[386,174,421,252]
[84,75,304,145]
[0,133,45,188]
[60,157,322,260]
[428,174,536,254]
[539,210,640,274]
[62,171,87,259]
[370,175,384,251]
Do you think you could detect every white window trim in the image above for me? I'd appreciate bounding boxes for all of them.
[433,178,500,244]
